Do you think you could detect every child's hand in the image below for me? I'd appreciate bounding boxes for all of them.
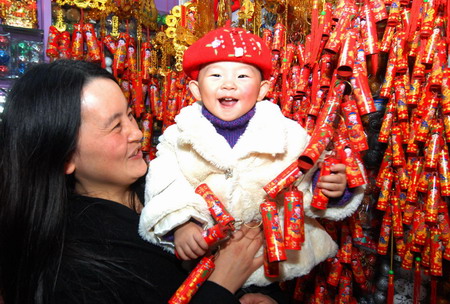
[316,163,347,198]
[174,221,209,260]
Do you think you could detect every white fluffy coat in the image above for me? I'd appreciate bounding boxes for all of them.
[139,100,365,287]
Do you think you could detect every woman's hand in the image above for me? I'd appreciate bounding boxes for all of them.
[174,222,209,260]
[317,163,347,198]
[239,293,277,304]
[208,223,263,293]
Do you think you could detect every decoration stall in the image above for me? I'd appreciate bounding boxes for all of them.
[2,0,450,303]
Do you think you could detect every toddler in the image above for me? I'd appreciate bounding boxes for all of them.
[139,25,365,287]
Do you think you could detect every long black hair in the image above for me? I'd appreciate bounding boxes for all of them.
[0,60,119,303]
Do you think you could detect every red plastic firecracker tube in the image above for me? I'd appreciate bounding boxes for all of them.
[311,156,340,210]
[195,183,235,230]
[263,161,302,199]
[283,190,305,250]
[168,255,215,304]
[260,200,287,262]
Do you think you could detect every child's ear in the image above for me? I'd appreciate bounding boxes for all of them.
[188,80,202,101]
[257,80,271,101]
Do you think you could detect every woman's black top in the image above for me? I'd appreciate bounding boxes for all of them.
[53,194,241,304]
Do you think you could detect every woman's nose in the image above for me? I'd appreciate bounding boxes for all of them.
[128,120,143,143]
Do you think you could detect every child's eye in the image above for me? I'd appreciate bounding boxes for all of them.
[238,74,249,78]
[211,74,221,77]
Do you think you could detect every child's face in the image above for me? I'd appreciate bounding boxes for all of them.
[189,61,270,121]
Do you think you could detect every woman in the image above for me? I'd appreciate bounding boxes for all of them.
[0,60,279,304]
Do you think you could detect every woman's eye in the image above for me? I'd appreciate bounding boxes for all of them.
[128,112,134,120]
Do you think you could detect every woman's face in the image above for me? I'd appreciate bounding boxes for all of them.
[66,78,147,197]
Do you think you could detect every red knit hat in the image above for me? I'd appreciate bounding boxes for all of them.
[183,25,272,80]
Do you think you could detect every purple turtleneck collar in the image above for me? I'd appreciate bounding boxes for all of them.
[202,105,256,148]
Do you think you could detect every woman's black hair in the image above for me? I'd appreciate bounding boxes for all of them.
[0,60,124,303]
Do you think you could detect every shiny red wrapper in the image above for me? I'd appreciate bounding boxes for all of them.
[46,25,60,58]
[280,44,296,74]
[83,23,101,62]
[102,34,117,54]
[272,23,286,53]
[438,140,450,196]
[378,96,395,143]
[341,95,368,152]
[415,96,439,142]
[327,257,343,286]
[379,26,395,53]
[425,121,443,171]
[391,189,403,238]
[361,1,378,55]
[298,125,333,171]
[412,210,427,246]
[339,223,352,263]
[195,183,235,230]
[337,29,357,77]
[368,0,388,22]
[412,53,426,79]
[324,15,350,54]
[422,28,440,66]
[391,125,406,168]
[58,31,71,59]
[394,78,409,120]
[429,42,446,90]
[202,223,229,247]
[141,113,153,152]
[396,237,406,258]
[260,200,287,262]
[168,256,215,304]
[283,190,305,250]
[379,51,396,98]
[425,173,440,223]
[337,269,352,303]
[262,29,273,49]
[350,65,376,116]
[311,157,340,210]
[113,33,129,76]
[351,248,366,285]
[296,43,306,68]
[319,53,333,88]
[263,161,302,198]
[377,168,393,211]
[71,23,84,60]
[420,0,438,39]
[408,29,421,57]
[263,245,279,278]
[377,208,392,255]
[407,77,422,106]
[141,41,152,83]
[314,275,328,303]
[349,213,364,239]
[387,0,401,27]
[442,68,450,113]
[430,227,443,276]
[294,66,311,96]
[308,88,327,117]
[375,146,392,188]
[443,114,450,143]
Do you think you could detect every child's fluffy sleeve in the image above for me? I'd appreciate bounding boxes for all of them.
[138,127,211,251]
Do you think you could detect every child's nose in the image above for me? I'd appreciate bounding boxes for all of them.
[221,78,236,90]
